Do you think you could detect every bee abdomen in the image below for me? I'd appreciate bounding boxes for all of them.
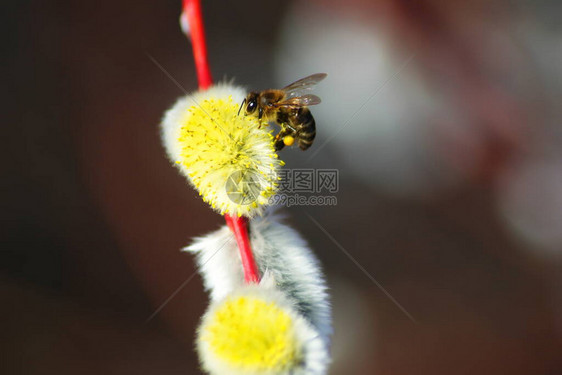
[294,108,316,150]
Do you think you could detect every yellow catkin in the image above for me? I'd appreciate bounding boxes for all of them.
[176,96,281,217]
[201,296,301,372]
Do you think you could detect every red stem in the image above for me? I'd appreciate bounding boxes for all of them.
[182,0,259,283]
[182,0,213,90]
[224,215,260,284]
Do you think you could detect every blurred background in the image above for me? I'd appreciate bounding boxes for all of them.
[3,0,561,374]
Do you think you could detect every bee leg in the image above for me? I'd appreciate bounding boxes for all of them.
[273,126,292,151]
[274,138,285,151]
[273,131,286,151]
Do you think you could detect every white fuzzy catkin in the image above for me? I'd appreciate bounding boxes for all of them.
[185,211,332,346]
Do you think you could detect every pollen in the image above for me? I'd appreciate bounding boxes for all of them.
[283,136,295,146]
[161,85,283,217]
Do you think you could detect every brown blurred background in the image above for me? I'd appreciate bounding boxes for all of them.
[3,0,561,374]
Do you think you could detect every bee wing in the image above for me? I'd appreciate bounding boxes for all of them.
[282,73,327,98]
[277,94,322,107]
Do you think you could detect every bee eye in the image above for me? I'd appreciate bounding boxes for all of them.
[247,100,257,113]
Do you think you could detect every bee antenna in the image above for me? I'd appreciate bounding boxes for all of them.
[238,98,246,116]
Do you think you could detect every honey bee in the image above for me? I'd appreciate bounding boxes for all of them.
[239,73,326,151]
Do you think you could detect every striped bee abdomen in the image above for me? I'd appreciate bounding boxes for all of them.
[293,107,316,150]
